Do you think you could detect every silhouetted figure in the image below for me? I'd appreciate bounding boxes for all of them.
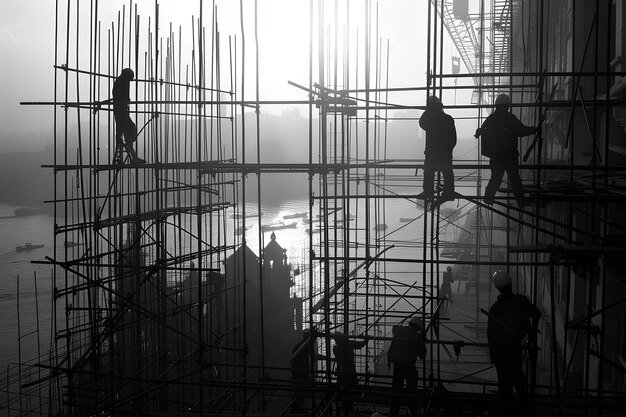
[475,94,537,207]
[332,332,367,387]
[440,266,454,308]
[387,316,427,417]
[95,68,145,164]
[418,95,457,204]
[487,270,541,406]
[290,328,316,414]
[332,332,368,412]
[207,270,225,312]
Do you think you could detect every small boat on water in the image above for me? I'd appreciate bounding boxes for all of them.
[261,222,298,232]
[16,243,45,252]
[399,217,415,222]
[374,223,388,231]
[235,225,252,235]
[64,240,84,248]
[283,212,308,220]
[230,212,262,219]
[14,208,46,217]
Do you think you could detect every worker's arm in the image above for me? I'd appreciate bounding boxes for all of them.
[93,98,114,114]
[474,117,489,138]
[513,114,537,137]
[416,328,427,360]
[418,109,433,131]
[387,330,396,370]
[350,338,368,350]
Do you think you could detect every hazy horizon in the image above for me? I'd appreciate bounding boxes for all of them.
[1,1,478,153]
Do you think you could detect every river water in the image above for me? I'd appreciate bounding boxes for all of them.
[0,197,465,399]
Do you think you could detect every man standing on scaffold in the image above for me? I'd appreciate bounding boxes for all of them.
[95,68,146,164]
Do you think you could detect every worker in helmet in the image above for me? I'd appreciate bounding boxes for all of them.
[418,95,457,206]
[474,93,537,207]
[332,332,368,411]
[487,270,541,402]
[95,68,146,164]
[332,332,368,387]
[387,316,427,417]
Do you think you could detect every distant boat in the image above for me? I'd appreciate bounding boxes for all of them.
[230,212,262,219]
[16,243,45,252]
[399,217,415,222]
[14,208,46,217]
[235,225,252,235]
[283,212,308,220]
[374,224,388,231]
[262,222,298,232]
[64,240,84,248]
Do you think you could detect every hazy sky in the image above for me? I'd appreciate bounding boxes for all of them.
[1,0,471,152]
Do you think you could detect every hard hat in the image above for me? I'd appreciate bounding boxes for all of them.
[121,68,135,80]
[492,270,512,288]
[409,316,423,329]
[332,332,348,341]
[427,95,442,106]
[494,93,511,107]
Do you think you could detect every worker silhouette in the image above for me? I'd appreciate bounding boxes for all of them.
[290,328,316,414]
[332,332,367,387]
[332,332,368,412]
[440,266,454,308]
[487,270,541,403]
[387,316,427,417]
[95,68,145,164]
[475,94,537,207]
[418,95,457,207]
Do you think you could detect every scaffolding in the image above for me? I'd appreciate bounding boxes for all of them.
[4,0,626,416]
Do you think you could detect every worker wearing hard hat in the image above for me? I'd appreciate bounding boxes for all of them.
[418,95,457,206]
[331,332,368,411]
[487,270,541,402]
[474,93,537,207]
[386,316,427,417]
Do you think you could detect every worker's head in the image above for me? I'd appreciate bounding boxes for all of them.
[492,270,512,292]
[121,68,135,81]
[494,93,511,110]
[447,266,452,272]
[426,95,443,110]
[409,316,423,330]
[332,332,348,342]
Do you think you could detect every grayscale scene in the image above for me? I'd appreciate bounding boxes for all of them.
[1,1,626,416]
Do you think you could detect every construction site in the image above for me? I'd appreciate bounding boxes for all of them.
[3,0,626,416]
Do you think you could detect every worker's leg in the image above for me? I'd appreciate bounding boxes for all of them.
[422,165,435,199]
[484,162,505,205]
[388,365,405,417]
[442,166,455,197]
[113,117,125,163]
[121,116,145,163]
[494,361,514,398]
[405,367,419,417]
[506,166,527,206]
